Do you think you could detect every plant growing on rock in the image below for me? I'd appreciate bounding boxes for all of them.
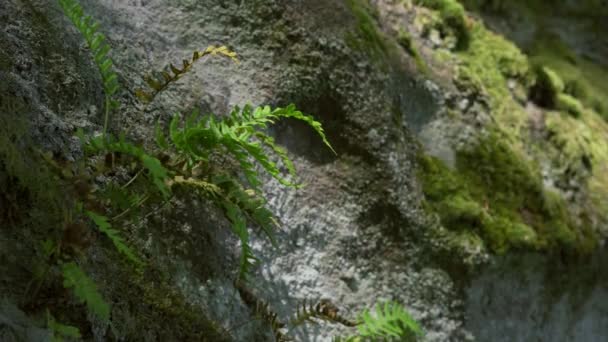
[29,0,337,337]
[6,0,425,340]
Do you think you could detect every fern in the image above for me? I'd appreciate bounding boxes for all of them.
[61,261,110,322]
[136,46,239,104]
[58,0,120,134]
[47,310,81,342]
[85,134,171,198]
[212,174,278,244]
[86,211,142,266]
[235,280,291,342]
[355,302,422,341]
[290,300,358,328]
[221,197,259,280]
[167,104,334,192]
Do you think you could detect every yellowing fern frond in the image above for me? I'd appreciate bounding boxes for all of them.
[136,45,239,104]
[290,300,358,328]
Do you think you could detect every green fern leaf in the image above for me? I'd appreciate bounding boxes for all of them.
[47,310,81,342]
[86,211,142,266]
[58,0,120,106]
[357,302,422,340]
[61,262,110,322]
[85,135,171,198]
[274,104,336,154]
[221,198,258,280]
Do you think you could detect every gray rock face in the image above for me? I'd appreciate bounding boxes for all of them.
[466,249,608,342]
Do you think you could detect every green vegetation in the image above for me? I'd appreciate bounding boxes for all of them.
[397,29,429,73]
[354,302,423,341]
[415,0,471,50]
[0,0,425,340]
[58,0,120,135]
[345,0,390,62]
[556,93,584,118]
[529,36,608,120]
[418,131,598,254]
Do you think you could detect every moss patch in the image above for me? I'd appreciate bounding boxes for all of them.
[397,29,429,74]
[415,0,471,50]
[529,35,608,120]
[418,131,598,254]
[345,0,390,63]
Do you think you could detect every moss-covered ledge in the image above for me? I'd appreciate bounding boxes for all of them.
[417,131,599,256]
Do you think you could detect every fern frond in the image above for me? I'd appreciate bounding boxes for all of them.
[235,281,291,342]
[213,174,278,245]
[85,135,171,198]
[58,0,120,106]
[97,183,142,211]
[357,302,422,340]
[169,175,222,197]
[169,103,335,192]
[61,261,110,322]
[136,46,239,104]
[86,211,142,266]
[272,104,336,155]
[290,300,358,328]
[47,310,81,342]
[220,197,257,280]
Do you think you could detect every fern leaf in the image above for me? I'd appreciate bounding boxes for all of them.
[255,132,297,180]
[290,300,358,328]
[213,174,278,245]
[86,211,142,266]
[58,0,120,107]
[275,104,336,154]
[85,135,171,198]
[47,310,81,342]
[235,281,291,342]
[170,176,222,197]
[356,302,422,340]
[136,46,238,104]
[220,198,257,280]
[61,262,110,322]
[155,120,169,150]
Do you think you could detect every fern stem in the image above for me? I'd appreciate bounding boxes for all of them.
[103,96,110,137]
[111,194,149,221]
[122,168,144,189]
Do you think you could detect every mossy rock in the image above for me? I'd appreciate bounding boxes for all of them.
[415,0,471,50]
[346,0,390,63]
[556,93,584,118]
[397,29,429,73]
[417,131,598,255]
[531,65,564,107]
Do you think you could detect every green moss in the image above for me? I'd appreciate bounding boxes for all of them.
[417,131,597,255]
[457,23,530,98]
[531,66,564,107]
[556,93,584,118]
[415,0,471,50]
[397,29,429,73]
[345,0,390,63]
[530,36,608,120]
